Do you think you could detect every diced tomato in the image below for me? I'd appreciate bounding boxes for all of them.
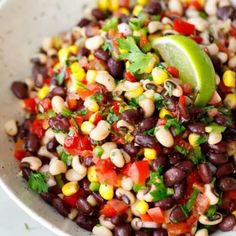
[148,207,165,224]
[190,0,203,10]
[229,26,236,37]
[24,98,37,113]
[218,81,233,94]
[119,0,130,8]
[124,72,137,82]
[128,161,150,185]
[101,204,117,218]
[191,35,203,44]
[15,149,26,161]
[30,119,45,139]
[173,19,195,36]
[67,98,78,111]
[111,100,121,115]
[225,190,236,200]
[182,83,193,95]
[193,193,209,215]
[77,88,94,100]
[87,83,107,94]
[120,163,132,176]
[157,118,167,125]
[92,113,103,125]
[39,98,51,112]
[167,66,179,78]
[140,214,153,222]
[186,170,202,198]
[179,95,187,106]
[64,135,79,149]
[63,191,81,208]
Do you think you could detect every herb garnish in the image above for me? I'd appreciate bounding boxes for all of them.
[102,17,118,32]
[28,172,49,193]
[175,145,190,156]
[165,118,186,136]
[190,146,205,164]
[102,41,113,53]
[143,127,155,136]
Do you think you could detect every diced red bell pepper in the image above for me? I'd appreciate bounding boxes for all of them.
[64,135,79,149]
[179,95,187,106]
[120,163,132,176]
[24,98,37,113]
[167,66,179,78]
[148,207,165,224]
[124,72,137,82]
[92,113,103,125]
[173,19,195,36]
[191,35,203,44]
[14,139,26,161]
[128,161,150,185]
[39,98,51,112]
[182,83,193,95]
[193,193,209,215]
[77,88,94,100]
[140,214,153,222]
[111,100,121,115]
[30,119,45,139]
[63,191,82,208]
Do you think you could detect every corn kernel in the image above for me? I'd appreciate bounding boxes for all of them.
[99,184,114,200]
[145,55,157,74]
[53,37,62,49]
[132,5,143,16]
[135,200,149,215]
[224,93,236,109]
[188,133,200,147]
[53,62,61,71]
[89,112,98,123]
[37,86,50,100]
[223,70,236,88]
[137,0,149,5]
[233,211,236,217]
[70,62,85,81]
[109,0,119,11]
[62,181,79,197]
[86,70,97,84]
[81,121,95,135]
[120,7,130,15]
[125,61,130,70]
[152,67,168,85]
[88,54,95,61]
[98,0,109,11]
[144,148,157,160]
[58,48,69,64]
[159,108,172,119]
[69,45,78,54]
[88,166,98,182]
[125,86,144,99]
[88,102,100,112]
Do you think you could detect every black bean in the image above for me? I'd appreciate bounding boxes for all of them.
[83,157,94,167]
[52,198,70,217]
[122,109,143,125]
[223,128,236,141]
[107,58,124,78]
[92,8,106,21]
[76,215,98,231]
[11,81,28,99]
[216,163,235,178]
[187,123,205,134]
[169,205,188,223]
[217,6,234,20]
[40,192,56,205]
[81,179,91,195]
[152,155,169,171]
[94,49,110,61]
[111,213,128,226]
[168,153,183,165]
[135,134,158,148]
[218,215,236,232]
[175,160,194,175]
[123,142,140,156]
[155,197,174,210]
[146,0,162,15]
[51,86,66,98]
[92,192,104,205]
[114,224,132,236]
[77,18,91,27]
[135,231,150,236]
[231,9,236,21]
[208,152,228,166]
[176,103,190,122]
[219,177,236,192]
[46,138,58,152]
[138,117,157,132]
[32,63,48,88]
[77,47,90,57]
[76,197,93,214]
[208,141,227,153]
[49,115,70,132]
[164,167,186,187]
[173,181,186,201]
[153,228,168,236]
[210,55,223,76]
[198,163,212,184]
[22,167,31,181]
[215,115,227,125]
[25,133,40,153]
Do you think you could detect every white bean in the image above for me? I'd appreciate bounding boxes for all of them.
[155,125,174,148]
[110,149,125,168]
[4,119,18,136]
[228,55,236,68]
[148,21,163,34]
[118,23,132,36]
[95,71,116,92]
[121,176,134,191]
[195,229,209,236]
[217,52,228,64]
[188,17,209,32]
[38,146,58,159]
[49,159,67,176]
[168,0,183,15]
[47,176,57,187]
[161,17,173,25]
[99,215,115,230]
[204,184,219,205]
[68,209,78,220]
[208,132,222,145]
[85,35,104,51]
[185,8,199,18]
[121,80,141,92]
[208,91,222,105]
[199,214,223,225]
[228,37,236,53]
[131,218,142,230]
[42,128,55,145]
[54,132,67,145]
[101,142,117,159]
[72,156,87,175]
[42,37,53,51]
[117,120,134,132]
[90,120,111,141]
[92,225,113,236]
[206,43,219,56]
[139,98,155,118]
[51,96,65,113]
[21,157,42,171]
[65,169,86,181]
[205,0,218,16]
[116,188,136,205]
[87,195,97,207]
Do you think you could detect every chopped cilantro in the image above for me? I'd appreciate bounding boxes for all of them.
[205,205,217,219]
[118,37,154,74]
[71,116,80,131]
[199,11,207,19]
[205,123,226,133]
[133,184,146,193]
[154,93,165,110]
[128,97,139,107]
[196,135,208,145]
[77,108,88,116]
[102,17,118,32]
[57,146,72,165]
[107,112,119,124]
[190,146,205,165]
[102,40,113,53]
[175,145,189,156]
[61,107,72,117]
[165,118,186,136]
[129,13,147,30]
[143,127,155,136]
[28,172,49,193]
[92,93,103,104]
[53,71,65,85]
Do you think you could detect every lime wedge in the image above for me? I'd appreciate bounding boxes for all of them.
[153,35,216,107]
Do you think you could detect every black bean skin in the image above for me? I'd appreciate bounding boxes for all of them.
[187,123,205,134]
[47,138,58,152]
[173,181,186,200]
[22,167,31,181]
[77,18,91,27]
[208,141,227,153]
[49,115,70,132]
[216,163,235,178]
[219,177,236,191]
[81,179,91,195]
[135,231,150,236]
[135,134,158,148]
[155,197,174,210]
[114,224,132,236]
[122,109,143,125]
[198,163,212,184]
[25,133,40,153]
[208,152,228,166]
[107,58,124,78]
[217,6,234,20]
[215,115,227,125]
[164,168,186,187]
[52,198,70,217]
[92,192,104,205]
[123,142,140,156]
[40,192,56,205]
[176,103,190,122]
[169,206,188,223]
[168,153,183,165]
[111,213,128,226]
[218,215,236,232]
[11,81,28,99]
[51,86,66,98]
[152,155,169,171]
[92,8,107,21]
[32,64,48,88]
[223,128,236,141]
[76,215,98,231]
[77,47,90,57]
[146,0,162,15]
[175,160,194,175]
[153,228,168,236]
[76,197,93,214]
[138,117,157,132]
[94,49,110,61]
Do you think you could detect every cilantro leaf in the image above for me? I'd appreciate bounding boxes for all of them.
[143,127,155,136]
[175,145,189,156]
[107,112,119,124]
[154,93,165,110]
[57,146,73,165]
[53,71,65,85]
[190,146,205,164]
[102,41,113,53]
[92,93,103,104]
[165,118,186,136]
[118,37,154,74]
[133,184,146,193]
[196,135,208,145]
[128,98,139,107]
[184,187,200,213]
[102,17,118,32]
[61,107,72,117]
[28,172,49,193]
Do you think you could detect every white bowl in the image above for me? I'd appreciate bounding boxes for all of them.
[0,0,234,236]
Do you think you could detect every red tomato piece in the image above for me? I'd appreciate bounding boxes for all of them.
[101,200,129,218]
[173,19,195,36]
[124,72,137,82]
[64,135,79,149]
[77,88,94,100]
[179,95,187,106]
[40,98,51,112]
[30,119,45,139]
[24,98,37,113]
[63,191,81,208]
[140,214,153,222]
[191,35,203,44]
[185,170,202,198]
[120,163,132,176]
[15,149,27,161]
[111,100,121,115]
[148,207,165,224]
[128,161,150,184]
[93,113,103,125]
[167,66,179,78]
[182,83,193,95]
[193,193,209,216]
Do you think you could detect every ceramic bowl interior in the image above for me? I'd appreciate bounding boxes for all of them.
[0,0,234,236]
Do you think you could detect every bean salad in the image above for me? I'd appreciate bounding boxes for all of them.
[5,0,236,236]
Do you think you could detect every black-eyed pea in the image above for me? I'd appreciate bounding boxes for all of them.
[90,120,111,141]
[99,215,115,230]
[116,188,136,205]
[101,142,117,159]
[195,228,209,236]
[85,35,104,51]
[199,213,223,225]
[51,96,65,113]
[139,98,155,118]
[164,79,183,97]
[21,157,42,171]
[54,132,67,145]
[38,146,58,159]
[117,120,134,133]
[92,225,113,236]
[42,128,54,145]
[4,119,18,136]
[155,125,174,148]
[72,156,87,176]
[121,176,134,191]
[65,169,86,182]
[95,71,116,92]
[49,159,67,176]
[110,149,125,168]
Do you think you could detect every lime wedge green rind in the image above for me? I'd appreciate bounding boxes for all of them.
[152,35,216,107]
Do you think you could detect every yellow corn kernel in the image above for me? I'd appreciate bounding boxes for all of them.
[88,102,100,113]
[145,55,157,74]
[148,34,161,43]
[89,112,99,123]
[109,0,119,11]
[88,54,95,61]
[70,62,85,81]
[137,0,149,5]
[81,121,95,135]
[152,67,168,85]
[120,7,130,15]
[53,37,62,49]
[58,48,69,64]
[37,86,50,100]
[132,5,143,16]
[124,133,134,143]
[98,0,109,11]
[69,45,78,54]
[99,184,114,200]
[223,70,236,88]
[159,108,172,119]
[135,200,149,215]
[125,86,144,99]
[86,70,97,84]
[53,62,61,71]
[125,61,130,70]
[144,148,157,160]
[233,211,236,216]
[62,181,79,197]
[88,166,98,182]
[224,93,236,109]
[188,133,200,147]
